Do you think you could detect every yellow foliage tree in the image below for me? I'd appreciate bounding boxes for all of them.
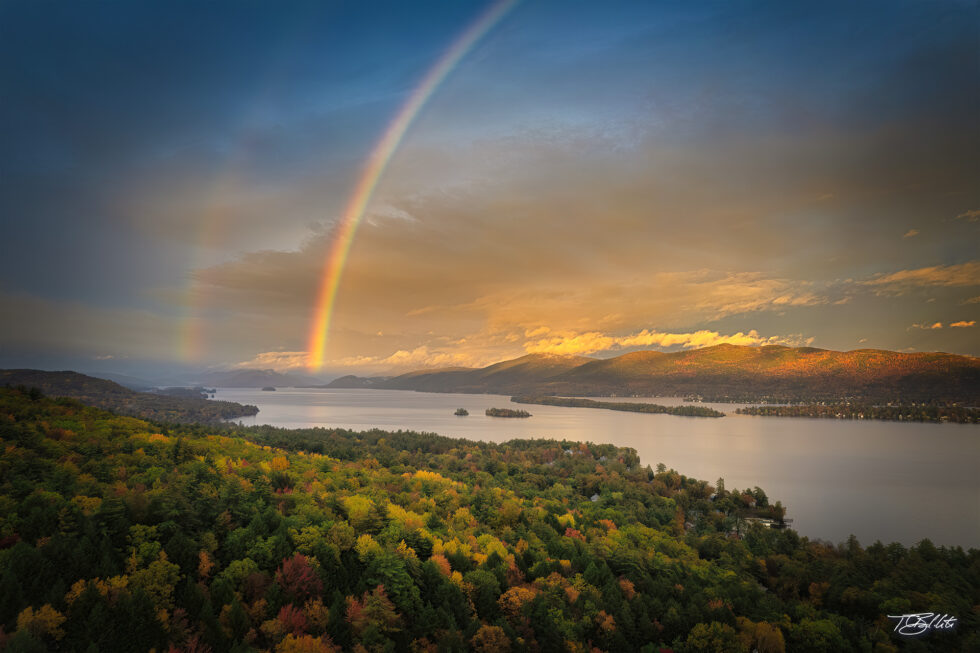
[303,598,330,634]
[471,624,511,652]
[129,555,181,611]
[736,617,786,653]
[341,495,376,531]
[450,507,476,530]
[355,533,382,561]
[198,550,215,580]
[17,604,66,641]
[497,586,538,621]
[395,540,418,560]
[276,633,340,652]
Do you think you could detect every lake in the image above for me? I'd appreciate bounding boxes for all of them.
[216,387,979,549]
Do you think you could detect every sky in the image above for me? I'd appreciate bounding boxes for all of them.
[1,0,978,380]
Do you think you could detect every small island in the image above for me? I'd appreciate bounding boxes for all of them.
[511,395,725,418]
[486,407,531,418]
[261,386,277,391]
[454,407,469,416]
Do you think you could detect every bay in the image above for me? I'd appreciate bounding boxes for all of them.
[217,387,979,549]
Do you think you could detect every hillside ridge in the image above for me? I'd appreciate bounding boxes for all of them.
[0,369,258,422]
[330,344,980,403]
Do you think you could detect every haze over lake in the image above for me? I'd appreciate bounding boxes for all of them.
[218,387,980,549]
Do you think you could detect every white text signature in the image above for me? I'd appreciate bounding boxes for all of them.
[887,613,957,636]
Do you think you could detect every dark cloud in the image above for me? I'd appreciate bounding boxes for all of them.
[2,0,978,372]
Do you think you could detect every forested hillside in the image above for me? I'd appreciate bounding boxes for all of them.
[0,388,976,652]
[0,370,257,423]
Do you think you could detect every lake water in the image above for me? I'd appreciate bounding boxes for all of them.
[216,387,979,549]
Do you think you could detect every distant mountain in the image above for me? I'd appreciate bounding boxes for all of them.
[381,354,592,394]
[193,368,325,388]
[0,369,258,423]
[83,370,158,391]
[324,375,392,389]
[543,345,980,402]
[346,345,979,403]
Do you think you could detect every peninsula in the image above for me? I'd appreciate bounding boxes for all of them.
[511,395,725,418]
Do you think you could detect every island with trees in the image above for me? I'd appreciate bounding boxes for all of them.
[485,407,531,418]
[454,408,469,416]
[0,386,976,651]
[512,395,725,418]
[735,403,979,423]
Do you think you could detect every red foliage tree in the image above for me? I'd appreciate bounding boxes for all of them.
[276,554,323,603]
[277,604,308,636]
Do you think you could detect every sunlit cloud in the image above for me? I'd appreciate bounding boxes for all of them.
[950,320,976,328]
[686,273,828,318]
[237,346,495,372]
[301,327,821,372]
[902,229,919,238]
[521,326,550,338]
[909,322,943,330]
[378,346,469,368]
[331,346,497,371]
[955,209,980,222]
[862,261,980,294]
[523,327,812,357]
[234,351,311,371]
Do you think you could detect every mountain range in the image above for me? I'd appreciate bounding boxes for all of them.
[326,345,980,403]
[191,368,325,388]
[80,368,327,390]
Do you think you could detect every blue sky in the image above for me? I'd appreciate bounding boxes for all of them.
[1,0,977,378]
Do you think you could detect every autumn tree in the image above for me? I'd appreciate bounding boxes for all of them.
[345,585,401,638]
[471,624,511,652]
[276,554,323,604]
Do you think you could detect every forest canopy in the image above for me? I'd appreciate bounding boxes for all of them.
[0,387,975,652]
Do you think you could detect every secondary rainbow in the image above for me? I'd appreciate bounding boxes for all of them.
[306,0,518,370]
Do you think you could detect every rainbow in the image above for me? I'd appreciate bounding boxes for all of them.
[306,0,518,370]
[177,172,242,363]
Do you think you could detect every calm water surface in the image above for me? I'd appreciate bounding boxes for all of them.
[217,387,979,548]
